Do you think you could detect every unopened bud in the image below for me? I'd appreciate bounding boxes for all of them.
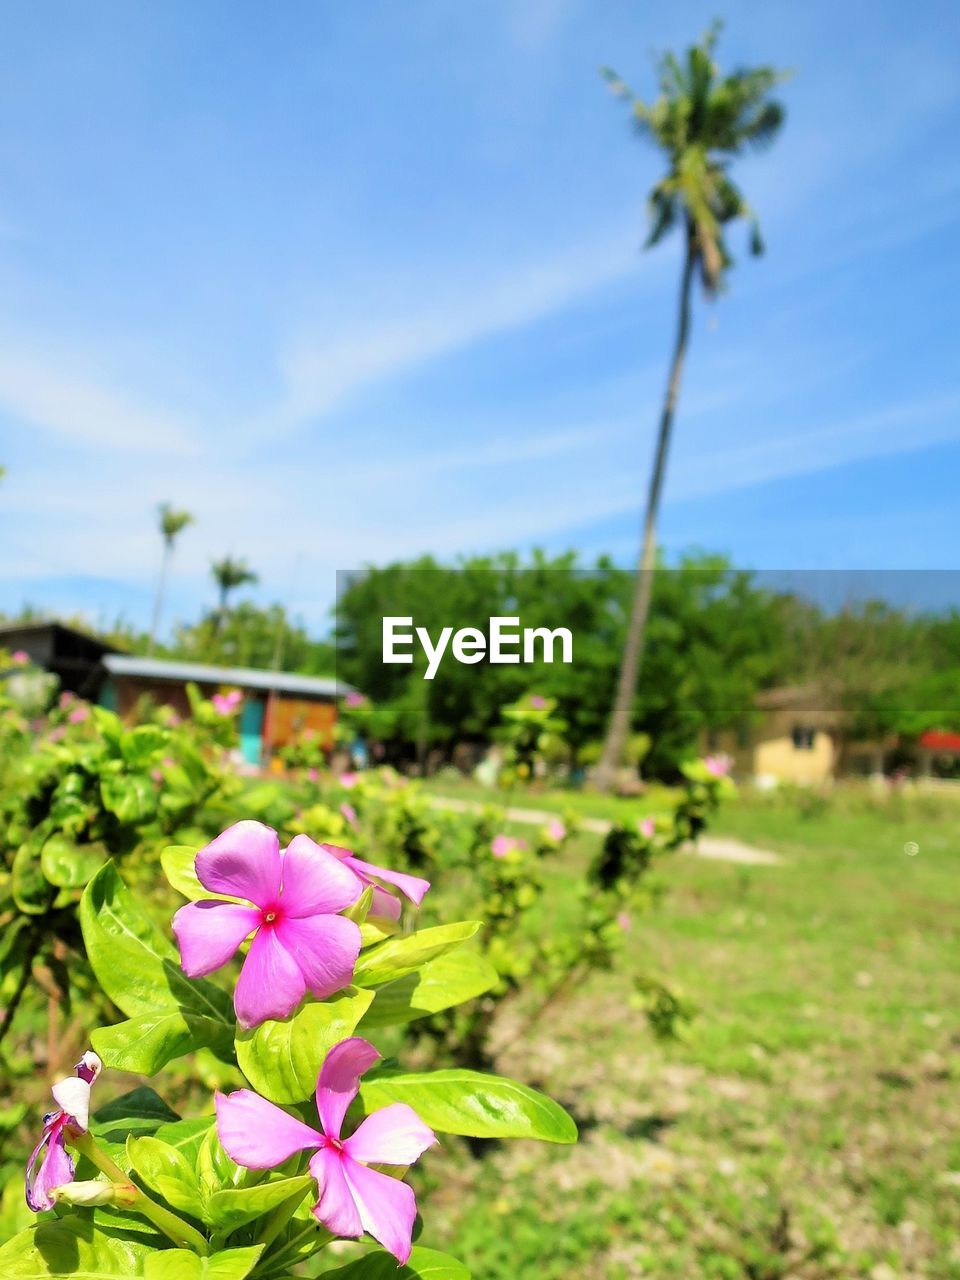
[51,1179,138,1208]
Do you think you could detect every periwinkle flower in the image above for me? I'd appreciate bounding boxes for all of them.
[212,690,242,715]
[26,1051,101,1212]
[639,817,655,839]
[704,753,732,778]
[546,819,566,842]
[216,1037,435,1263]
[491,834,526,858]
[172,822,363,1028]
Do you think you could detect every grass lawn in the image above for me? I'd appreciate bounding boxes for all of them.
[416,786,960,1279]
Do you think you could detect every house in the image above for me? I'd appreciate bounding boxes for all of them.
[0,620,118,698]
[704,685,844,785]
[100,654,352,766]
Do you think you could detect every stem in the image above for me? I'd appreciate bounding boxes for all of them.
[256,1222,329,1277]
[72,1132,209,1255]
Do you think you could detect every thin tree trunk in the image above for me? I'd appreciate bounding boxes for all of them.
[595,233,697,791]
[148,542,171,655]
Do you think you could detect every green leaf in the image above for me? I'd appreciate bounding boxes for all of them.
[127,1135,200,1217]
[80,863,232,1023]
[207,1175,313,1231]
[236,987,374,1103]
[353,921,482,987]
[0,1217,155,1276]
[360,948,498,1029]
[11,840,54,916]
[101,772,158,824]
[144,1246,264,1280]
[359,1070,577,1143]
[160,845,205,900]
[92,1010,235,1074]
[152,1117,211,1167]
[92,1087,180,1143]
[120,726,169,766]
[40,835,108,889]
[321,1246,471,1279]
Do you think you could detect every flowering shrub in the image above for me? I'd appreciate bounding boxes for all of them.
[496,692,569,785]
[1,818,576,1275]
[0,702,229,1056]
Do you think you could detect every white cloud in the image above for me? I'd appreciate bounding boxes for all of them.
[0,350,200,454]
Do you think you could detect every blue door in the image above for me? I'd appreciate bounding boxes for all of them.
[239,697,264,766]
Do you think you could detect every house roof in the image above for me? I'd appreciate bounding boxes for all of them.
[918,729,960,753]
[103,654,352,700]
[0,620,119,656]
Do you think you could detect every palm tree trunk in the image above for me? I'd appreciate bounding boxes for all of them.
[594,233,697,791]
[148,542,171,655]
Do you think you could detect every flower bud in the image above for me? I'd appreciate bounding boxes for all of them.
[50,1178,138,1208]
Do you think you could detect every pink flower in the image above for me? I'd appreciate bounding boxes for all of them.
[68,705,89,724]
[339,772,359,789]
[58,691,76,709]
[529,695,546,709]
[704,754,732,778]
[216,1038,435,1263]
[639,817,655,839]
[26,1052,101,1212]
[10,650,29,665]
[172,822,363,1029]
[340,802,358,827]
[344,692,367,709]
[151,768,164,784]
[212,690,243,715]
[307,767,320,783]
[48,727,66,743]
[547,819,566,841]
[491,834,526,858]
[616,912,632,932]
[316,838,429,922]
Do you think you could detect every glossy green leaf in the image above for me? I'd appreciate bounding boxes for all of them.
[160,845,206,900]
[144,1246,264,1280]
[92,1087,180,1143]
[360,948,498,1029]
[322,1246,471,1279]
[92,1009,235,1074]
[207,1175,313,1231]
[152,1117,211,1167]
[80,863,232,1023]
[127,1134,200,1217]
[39,834,108,888]
[236,986,374,1103]
[359,1070,577,1143]
[0,1217,156,1276]
[101,772,158,824]
[120,726,168,766]
[354,921,482,987]
[11,840,54,916]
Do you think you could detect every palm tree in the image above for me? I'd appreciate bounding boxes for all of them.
[211,556,258,613]
[594,24,786,790]
[149,503,194,653]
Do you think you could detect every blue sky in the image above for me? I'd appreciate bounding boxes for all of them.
[1,0,959,636]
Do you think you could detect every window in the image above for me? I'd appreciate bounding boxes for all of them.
[792,724,816,751]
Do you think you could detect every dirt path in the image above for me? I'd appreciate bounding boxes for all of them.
[427,794,783,866]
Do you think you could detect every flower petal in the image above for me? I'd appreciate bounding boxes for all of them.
[344,1104,436,1167]
[172,901,261,978]
[26,1126,74,1212]
[308,1147,363,1238]
[195,821,281,908]
[233,927,305,1028]
[50,1078,92,1131]
[281,836,364,916]
[315,1037,381,1139]
[344,856,430,907]
[274,914,361,1001]
[342,1156,417,1264]
[369,885,402,922]
[215,1089,321,1168]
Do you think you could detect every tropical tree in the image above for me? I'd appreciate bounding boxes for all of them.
[210,555,258,614]
[594,23,787,789]
[148,503,194,653]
